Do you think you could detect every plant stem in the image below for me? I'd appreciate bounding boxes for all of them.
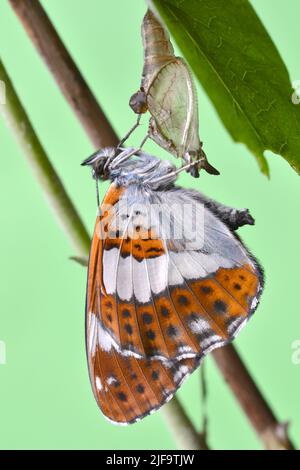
[212,345,294,450]
[0,59,90,256]
[0,57,205,451]
[8,0,118,150]
[7,0,296,450]
[161,399,209,450]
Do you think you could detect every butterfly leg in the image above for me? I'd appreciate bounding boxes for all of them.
[101,115,143,174]
[145,160,200,185]
[104,114,143,170]
[118,115,142,148]
[109,135,150,170]
[139,133,150,149]
[195,193,255,230]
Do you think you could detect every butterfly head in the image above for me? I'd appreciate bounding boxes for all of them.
[81,147,116,180]
[82,147,177,189]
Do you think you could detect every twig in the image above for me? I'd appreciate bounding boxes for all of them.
[8,0,118,150]
[0,59,90,257]
[199,363,208,444]
[161,399,209,450]
[212,345,294,450]
[8,0,296,450]
[0,58,205,451]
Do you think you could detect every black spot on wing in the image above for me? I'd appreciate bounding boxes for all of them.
[146,329,156,340]
[214,299,227,314]
[234,283,241,290]
[142,312,153,324]
[124,323,133,335]
[178,295,189,306]
[151,370,159,381]
[200,286,213,294]
[122,309,131,318]
[166,324,178,337]
[161,306,170,318]
[136,384,145,394]
[117,392,127,402]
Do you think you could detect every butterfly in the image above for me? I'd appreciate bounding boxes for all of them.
[82,147,264,425]
[128,9,219,178]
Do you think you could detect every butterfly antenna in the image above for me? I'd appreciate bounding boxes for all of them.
[95,177,100,211]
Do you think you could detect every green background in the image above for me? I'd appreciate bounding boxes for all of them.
[0,0,299,450]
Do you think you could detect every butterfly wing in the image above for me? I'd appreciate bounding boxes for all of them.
[157,188,264,356]
[86,182,263,423]
[87,311,198,424]
[87,183,199,361]
[87,183,263,362]
[146,59,201,159]
[86,184,198,423]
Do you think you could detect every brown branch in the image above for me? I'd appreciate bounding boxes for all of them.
[161,399,209,450]
[9,0,295,450]
[8,0,118,149]
[212,345,294,450]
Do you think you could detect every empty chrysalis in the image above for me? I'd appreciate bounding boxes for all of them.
[129,9,219,178]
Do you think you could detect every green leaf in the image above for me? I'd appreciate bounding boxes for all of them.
[149,0,300,176]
